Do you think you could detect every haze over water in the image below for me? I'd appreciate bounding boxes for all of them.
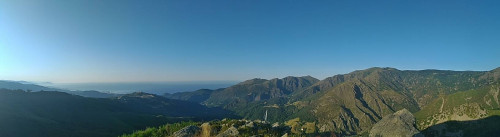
[42,81,238,94]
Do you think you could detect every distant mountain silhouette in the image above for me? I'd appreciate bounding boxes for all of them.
[0,80,118,98]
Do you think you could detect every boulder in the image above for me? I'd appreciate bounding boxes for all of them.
[272,122,280,128]
[200,122,212,137]
[369,109,423,137]
[245,121,255,128]
[172,125,201,137]
[216,127,239,137]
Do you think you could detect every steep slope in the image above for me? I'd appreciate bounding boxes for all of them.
[201,76,319,122]
[414,83,500,130]
[417,79,500,137]
[307,67,497,134]
[163,67,499,135]
[289,74,347,102]
[414,68,500,131]
[203,76,319,107]
[310,68,420,134]
[163,76,320,123]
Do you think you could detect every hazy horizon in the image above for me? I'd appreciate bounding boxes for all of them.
[4,66,499,94]
[2,66,498,85]
[46,81,239,94]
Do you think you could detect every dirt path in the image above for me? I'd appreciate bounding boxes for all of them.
[439,97,445,113]
[494,87,499,106]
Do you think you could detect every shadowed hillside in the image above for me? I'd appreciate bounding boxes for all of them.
[422,115,500,137]
[0,89,236,137]
[0,80,119,98]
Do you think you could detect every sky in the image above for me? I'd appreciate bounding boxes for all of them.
[1,0,499,83]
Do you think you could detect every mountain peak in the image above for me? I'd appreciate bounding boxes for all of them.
[344,67,401,80]
[492,67,500,72]
[365,67,399,71]
[237,78,268,85]
[351,67,399,74]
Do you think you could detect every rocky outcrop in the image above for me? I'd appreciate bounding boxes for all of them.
[216,127,239,137]
[172,125,201,137]
[200,122,213,137]
[369,109,423,137]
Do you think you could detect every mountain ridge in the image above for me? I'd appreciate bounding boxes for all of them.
[0,80,119,98]
[2,67,500,136]
[164,67,500,135]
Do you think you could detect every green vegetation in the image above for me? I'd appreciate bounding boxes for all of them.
[165,76,320,123]
[118,121,199,137]
[121,119,333,137]
[165,67,500,135]
[415,83,500,129]
[2,67,500,136]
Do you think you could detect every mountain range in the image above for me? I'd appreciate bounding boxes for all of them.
[0,80,119,98]
[2,67,500,136]
[163,67,500,136]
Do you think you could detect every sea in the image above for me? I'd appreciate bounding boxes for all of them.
[41,81,238,95]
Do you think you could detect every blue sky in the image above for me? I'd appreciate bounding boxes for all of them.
[1,0,499,83]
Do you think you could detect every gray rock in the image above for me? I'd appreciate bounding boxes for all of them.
[245,121,255,128]
[216,127,239,137]
[172,125,201,137]
[272,122,280,128]
[369,109,424,137]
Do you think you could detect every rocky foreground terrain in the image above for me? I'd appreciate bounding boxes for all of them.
[122,109,426,137]
[121,118,329,137]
